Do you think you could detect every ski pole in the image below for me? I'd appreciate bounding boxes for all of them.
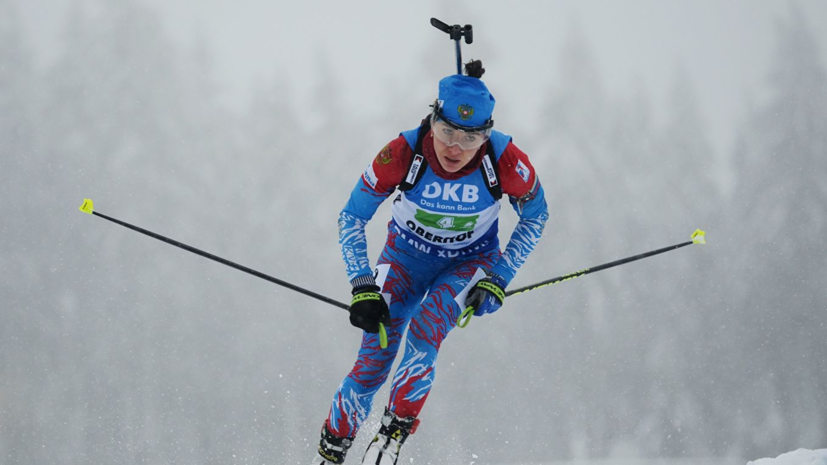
[78,199,389,349]
[430,17,473,74]
[457,229,707,328]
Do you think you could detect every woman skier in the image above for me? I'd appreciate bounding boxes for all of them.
[312,60,549,464]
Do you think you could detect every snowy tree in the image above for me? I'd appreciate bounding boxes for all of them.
[633,68,722,457]
[0,1,40,462]
[523,26,725,461]
[725,6,827,457]
[22,1,250,462]
[527,24,626,460]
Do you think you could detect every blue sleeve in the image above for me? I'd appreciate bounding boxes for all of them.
[490,181,549,285]
[338,177,393,283]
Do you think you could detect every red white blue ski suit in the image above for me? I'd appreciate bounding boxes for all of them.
[326,124,548,438]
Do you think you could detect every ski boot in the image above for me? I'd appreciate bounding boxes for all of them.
[361,407,419,465]
[311,421,354,465]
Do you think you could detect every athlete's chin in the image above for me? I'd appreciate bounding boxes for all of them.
[437,156,466,173]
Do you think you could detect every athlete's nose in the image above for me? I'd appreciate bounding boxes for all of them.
[448,144,463,156]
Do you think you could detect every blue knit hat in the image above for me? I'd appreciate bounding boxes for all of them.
[437,74,495,128]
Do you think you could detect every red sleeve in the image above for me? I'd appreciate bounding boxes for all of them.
[361,136,413,193]
[497,141,538,198]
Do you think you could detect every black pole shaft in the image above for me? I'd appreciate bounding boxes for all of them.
[505,240,696,297]
[91,211,350,311]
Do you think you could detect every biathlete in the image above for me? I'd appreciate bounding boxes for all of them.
[312,60,549,465]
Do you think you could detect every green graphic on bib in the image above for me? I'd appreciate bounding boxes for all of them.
[415,209,479,232]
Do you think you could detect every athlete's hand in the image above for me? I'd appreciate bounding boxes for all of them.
[465,273,506,316]
[349,285,391,334]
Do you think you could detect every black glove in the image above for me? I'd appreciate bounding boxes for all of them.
[465,273,506,316]
[349,285,391,334]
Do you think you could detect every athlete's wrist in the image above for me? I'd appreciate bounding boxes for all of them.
[350,273,377,289]
[488,263,514,287]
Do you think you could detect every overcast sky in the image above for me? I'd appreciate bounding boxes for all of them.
[19,0,827,158]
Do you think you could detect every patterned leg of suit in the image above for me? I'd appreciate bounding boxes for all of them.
[387,250,498,419]
[326,237,426,438]
[326,231,499,438]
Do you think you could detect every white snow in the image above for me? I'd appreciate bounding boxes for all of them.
[747,449,827,465]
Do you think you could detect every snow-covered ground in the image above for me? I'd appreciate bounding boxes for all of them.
[747,449,827,465]
[502,459,741,465]
[538,459,741,465]
[495,452,827,465]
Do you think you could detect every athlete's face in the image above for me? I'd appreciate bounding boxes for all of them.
[431,130,479,173]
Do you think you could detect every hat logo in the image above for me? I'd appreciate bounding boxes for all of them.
[457,104,474,121]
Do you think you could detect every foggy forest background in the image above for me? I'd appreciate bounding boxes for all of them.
[1,1,825,464]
